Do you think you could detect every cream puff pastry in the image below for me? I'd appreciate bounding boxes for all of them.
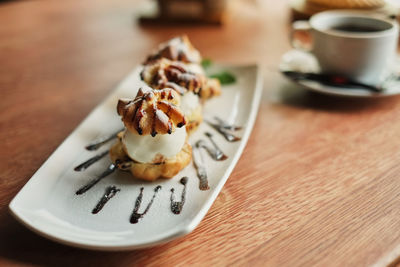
[110,86,192,181]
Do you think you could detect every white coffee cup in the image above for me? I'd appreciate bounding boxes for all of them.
[291,10,399,86]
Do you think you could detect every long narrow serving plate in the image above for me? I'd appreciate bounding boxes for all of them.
[9,64,263,251]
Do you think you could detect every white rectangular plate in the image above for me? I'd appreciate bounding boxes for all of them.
[9,64,262,251]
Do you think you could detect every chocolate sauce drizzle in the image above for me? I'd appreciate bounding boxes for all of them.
[85,128,123,151]
[74,150,108,171]
[164,65,200,94]
[192,144,210,191]
[206,120,241,142]
[214,116,242,131]
[92,186,121,214]
[165,82,186,95]
[143,36,198,64]
[130,186,162,224]
[170,177,188,214]
[75,163,117,195]
[196,132,228,161]
[119,89,185,136]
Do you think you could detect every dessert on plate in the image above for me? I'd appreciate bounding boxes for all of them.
[110,35,222,181]
[109,86,192,181]
[141,57,222,101]
[142,35,222,101]
[141,58,204,133]
[141,36,221,133]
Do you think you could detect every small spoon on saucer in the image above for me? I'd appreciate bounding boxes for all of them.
[282,71,383,93]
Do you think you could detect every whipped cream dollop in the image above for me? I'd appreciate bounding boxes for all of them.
[122,126,187,163]
[180,91,200,116]
[186,63,205,75]
[168,37,201,63]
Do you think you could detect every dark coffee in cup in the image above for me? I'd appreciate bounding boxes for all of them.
[328,17,393,33]
[331,25,383,33]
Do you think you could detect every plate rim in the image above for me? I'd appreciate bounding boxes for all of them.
[8,63,263,251]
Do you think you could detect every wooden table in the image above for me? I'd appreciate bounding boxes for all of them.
[2,0,400,266]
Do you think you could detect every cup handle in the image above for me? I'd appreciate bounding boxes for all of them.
[290,20,313,52]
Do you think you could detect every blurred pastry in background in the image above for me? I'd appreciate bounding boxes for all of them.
[144,35,201,65]
[307,0,384,9]
[140,0,228,25]
[290,0,396,20]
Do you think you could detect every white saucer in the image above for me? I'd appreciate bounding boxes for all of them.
[280,49,400,98]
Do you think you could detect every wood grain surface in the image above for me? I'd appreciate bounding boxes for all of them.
[2,0,400,266]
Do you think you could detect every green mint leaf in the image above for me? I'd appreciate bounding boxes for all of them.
[201,58,213,69]
[210,71,236,85]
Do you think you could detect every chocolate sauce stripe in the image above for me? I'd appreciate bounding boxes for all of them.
[198,132,228,161]
[130,186,162,224]
[170,177,188,214]
[75,163,116,195]
[192,144,210,191]
[205,120,241,142]
[92,186,121,214]
[74,150,109,171]
[213,116,242,131]
[85,128,123,151]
